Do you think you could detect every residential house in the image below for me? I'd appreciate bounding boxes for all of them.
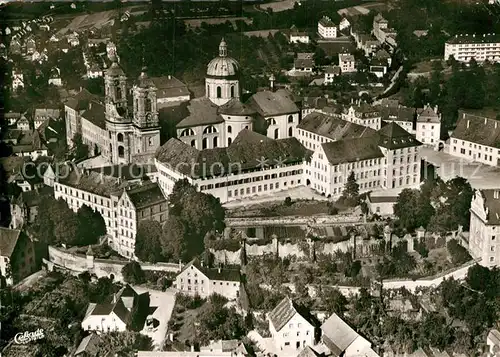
[318,17,337,39]
[366,193,398,216]
[469,189,500,267]
[68,32,80,47]
[268,297,318,352]
[321,313,378,357]
[10,187,54,229]
[48,67,62,86]
[294,53,314,73]
[25,36,36,55]
[289,26,310,44]
[449,111,500,166]
[6,112,22,126]
[82,284,147,333]
[11,130,48,161]
[9,38,21,54]
[16,115,30,131]
[49,34,60,42]
[0,228,37,287]
[200,340,248,357]
[12,69,24,91]
[87,63,103,78]
[416,105,441,147]
[372,14,397,47]
[339,18,351,32]
[380,103,415,134]
[174,260,241,300]
[74,333,100,357]
[33,108,61,129]
[342,103,382,130]
[39,24,50,31]
[339,53,356,73]
[354,33,380,56]
[324,66,341,84]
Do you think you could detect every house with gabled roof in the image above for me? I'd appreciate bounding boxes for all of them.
[174,259,241,300]
[0,228,37,286]
[268,297,319,352]
[81,284,146,333]
[320,313,377,357]
[10,186,54,229]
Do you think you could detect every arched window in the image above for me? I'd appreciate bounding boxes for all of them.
[274,128,279,139]
[202,138,208,149]
[230,85,235,98]
[288,115,294,123]
[216,86,222,98]
[288,127,293,137]
[145,98,152,112]
[227,125,232,133]
[203,125,218,134]
[213,136,218,148]
[118,146,124,158]
[117,133,124,142]
[116,82,122,101]
[228,137,232,146]
[207,85,210,97]
[180,128,195,137]
[267,118,277,126]
[109,143,112,154]
[191,140,196,148]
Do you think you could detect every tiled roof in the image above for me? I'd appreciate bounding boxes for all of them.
[247,89,299,117]
[339,53,354,62]
[295,58,314,68]
[298,346,321,357]
[81,101,106,130]
[351,103,380,116]
[377,122,421,150]
[74,333,100,356]
[321,313,359,357]
[0,227,21,258]
[268,297,316,332]
[126,182,166,209]
[380,105,415,123]
[322,136,384,165]
[417,106,440,123]
[176,97,224,128]
[479,190,500,225]
[488,329,500,346]
[182,260,241,282]
[90,164,156,181]
[219,98,256,116]
[86,285,138,324]
[451,112,500,148]
[65,88,99,111]
[156,129,309,176]
[151,76,190,99]
[34,108,60,119]
[325,66,341,75]
[298,112,377,140]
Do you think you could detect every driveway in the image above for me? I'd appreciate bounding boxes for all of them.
[134,286,176,351]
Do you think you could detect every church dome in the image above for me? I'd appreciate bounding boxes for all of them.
[206,38,240,78]
[106,60,125,77]
[136,67,154,88]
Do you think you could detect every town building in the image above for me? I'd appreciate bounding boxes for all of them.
[380,103,415,134]
[16,115,30,131]
[318,17,337,39]
[200,340,248,357]
[353,33,380,56]
[416,105,441,147]
[342,104,382,130]
[87,63,103,79]
[25,36,36,55]
[323,66,341,84]
[268,297,318,352]
[339,53,356,73]
[293,53,314,74]
[33,108,60,129]
[10,130,48,160]
[155,129,308,203]
[366,193,398,216]
[339,18,351,32]
[152,75,190,108]
[67,32,80,47]
[12,69,24,91]
[0,228,37,286]
[306,122,422,197]
[372,14,397,47]
[10,186,53,229]
[64,58,161,165]
[9,38,21,55]
[289,26,310,44]
[449,112,500,166]
[487,329,500,356]
[174,260,241,300]
[469,189,500,267]
[48,67,62,86]
[321,313,378,357]
[82,284,146,333]
[444,33,500,63]
[48,165,167,258]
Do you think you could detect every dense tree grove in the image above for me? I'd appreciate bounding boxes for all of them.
[394,176,473,234]
[134,179,225,263]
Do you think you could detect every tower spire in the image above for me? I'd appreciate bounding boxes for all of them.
[219,37,227,57]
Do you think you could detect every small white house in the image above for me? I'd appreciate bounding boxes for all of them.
[268,297,317,352]
[324,65,340,84]
[289,26,310,44]
[416,104,441,147]
[318,16,337,39]
[339,53,356,73]
[12,70,24,91]
[339,17,351,32]
[48,67,62,86]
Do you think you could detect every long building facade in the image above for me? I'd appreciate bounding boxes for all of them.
[444,33,500,63]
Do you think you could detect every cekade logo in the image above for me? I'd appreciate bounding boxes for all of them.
[14,329,45,344]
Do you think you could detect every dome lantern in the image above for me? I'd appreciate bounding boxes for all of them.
[219,38,227,57]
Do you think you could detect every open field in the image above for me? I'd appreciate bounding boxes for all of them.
[258,0,297,12]
[184,16,253,29]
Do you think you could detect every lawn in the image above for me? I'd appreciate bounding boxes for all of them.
[227,199,347,217]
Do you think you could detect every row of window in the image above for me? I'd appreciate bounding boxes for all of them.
[180,278,238,287]
[455,147,496,162]
[226,180,299,197]
[199,170,303,190]
[453,139,500,155]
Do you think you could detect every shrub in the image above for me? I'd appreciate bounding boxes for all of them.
[447,239,472,265]
[328,205,339,215]
[121,261,145,284]
[284,196,293,206]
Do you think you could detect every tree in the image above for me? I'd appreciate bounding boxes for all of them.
[72,133,89,160]
[135,220,163,263]
[160,215,187,261]
[76,205,106,245]
[394,188,434,232]
[94,331,153,356]
[122,261,145,284]
[317,286,348,316]
[340,171,360,207]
